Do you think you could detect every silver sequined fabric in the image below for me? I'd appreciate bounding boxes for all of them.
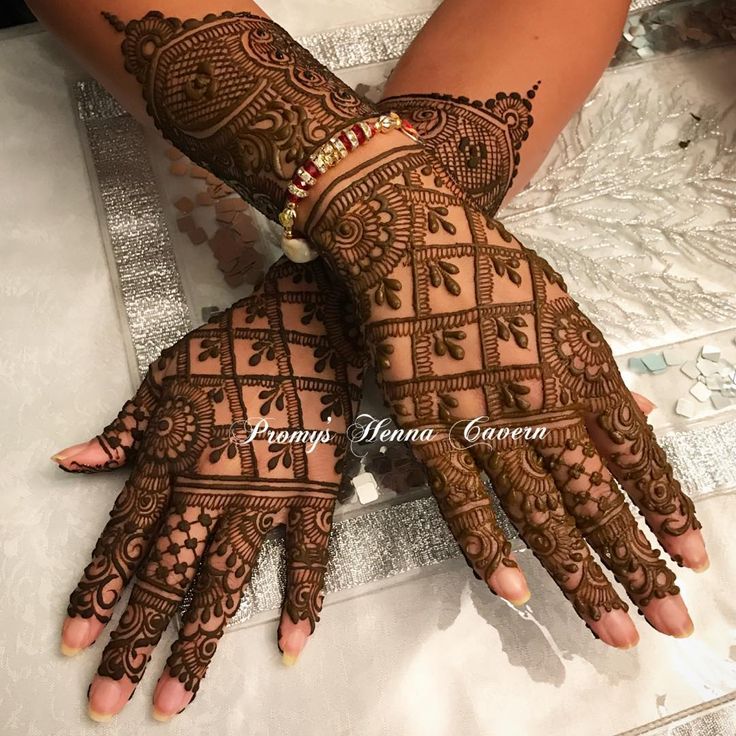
[78,82,191,373]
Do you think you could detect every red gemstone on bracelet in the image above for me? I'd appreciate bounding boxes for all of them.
[338,131,352,151]
[290,178,307,191]
[287,193,300,205]
[353,124,366,144]
[304,160,320,179]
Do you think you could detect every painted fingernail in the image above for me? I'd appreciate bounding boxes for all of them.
[51,454,66,463]
[88,678,126,721]
[62,617,91,651]
[153,678,191,720]
[282,652,299,667]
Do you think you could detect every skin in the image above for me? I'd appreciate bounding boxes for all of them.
[382,0,634,206]
[27,0,708,722]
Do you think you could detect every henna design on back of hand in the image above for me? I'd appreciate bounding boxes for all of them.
[67,258,365,695]
[100,9,700,649]
[306,147,699,624]
[104,10,373,222]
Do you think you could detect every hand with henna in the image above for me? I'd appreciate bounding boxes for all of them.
[301,124,707,644]
[38,0,708,702]
[96,8,706,644]
[53,257,364,720]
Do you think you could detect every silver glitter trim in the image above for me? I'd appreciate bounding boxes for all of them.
[661,420,736,498]
[75,82,192,376]
[221,496,460,627]
[297,14,430,70]
[630,0,673,9]
[616,691,736,736]
[295,0,734,71]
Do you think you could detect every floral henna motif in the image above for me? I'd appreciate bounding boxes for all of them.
[103,10,373,222]
[416,439,517,585]
[594,404,701,537]
[533,423,678,610]
[67,257,365,694]
[380,88,538,216]
[475,443,627,622]
[305,146,699,625]
[102,10,699,642]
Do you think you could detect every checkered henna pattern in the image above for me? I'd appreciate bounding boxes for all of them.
[66,258,364,696]
[305,146,699,620]
[102,9,700,637]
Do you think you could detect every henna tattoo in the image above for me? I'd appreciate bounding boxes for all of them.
[305,142,698,624]
[100,9,700,653]
[476,443,626,621]
[103,11,373,222]
[67,258,365,694]
[379,87,539,216]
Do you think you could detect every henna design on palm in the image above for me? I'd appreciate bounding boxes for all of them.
[66,258,364,695]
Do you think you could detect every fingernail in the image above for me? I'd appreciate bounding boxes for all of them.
[640,398,657,414]
[88,677,126,719]
[60,641,81,657]
[279,625,308,666]
[153,708,173,723]
[647,595,694,638]
[62,617,91,650]
[154,677,191,720]
[678,531,710,573]
[597,609,639,650]
[51,441,88,465]
[693,559,710,573]
[88,706,113,723]
[674,622,695,638]
[510,589,531,607]
[489,565,530,606]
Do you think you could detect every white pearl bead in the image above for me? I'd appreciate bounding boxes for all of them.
[281,236,319,263]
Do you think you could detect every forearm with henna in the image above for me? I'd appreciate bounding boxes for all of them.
[96,8,698,636]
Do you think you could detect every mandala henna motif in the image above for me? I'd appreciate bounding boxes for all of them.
[539,298,620,401]
[90,11,701,679]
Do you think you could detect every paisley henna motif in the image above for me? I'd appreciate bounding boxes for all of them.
[93,12,700,676]
[378,89,537,215]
